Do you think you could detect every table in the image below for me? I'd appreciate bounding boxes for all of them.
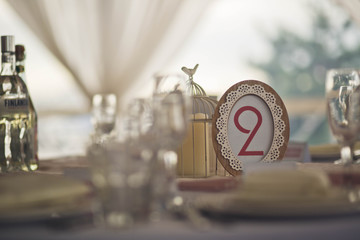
[2,205,360,240]
[2,158,360,240]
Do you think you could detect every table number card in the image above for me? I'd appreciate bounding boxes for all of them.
[212,80,290,176]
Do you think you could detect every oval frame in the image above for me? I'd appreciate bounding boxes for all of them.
[212,80,290,176]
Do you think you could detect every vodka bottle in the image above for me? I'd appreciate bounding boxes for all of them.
[15,44,39,170]
[0,36,37,172]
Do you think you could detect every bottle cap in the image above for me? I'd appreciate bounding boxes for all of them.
[15,44,25,61]
[1,36,15,53]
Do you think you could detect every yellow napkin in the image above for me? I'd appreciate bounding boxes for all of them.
[309,141,360,158]
[240,169,331,199]
[196,169,353,217]
[0,174,92,217]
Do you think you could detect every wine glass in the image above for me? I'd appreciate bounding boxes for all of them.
[326,68,360,165]
[152,74,191,211]
[153,74,190,160]
[91,93,117,135]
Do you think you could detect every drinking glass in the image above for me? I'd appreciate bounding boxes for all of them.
[326,68,360,165]
[88,98,156,229]
[91,93,117,137]
[87,137,154,229]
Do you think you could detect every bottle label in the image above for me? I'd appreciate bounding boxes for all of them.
[0,97,29,114]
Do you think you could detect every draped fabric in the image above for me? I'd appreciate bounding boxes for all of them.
[6,0,210,107]
[335,0,360,25]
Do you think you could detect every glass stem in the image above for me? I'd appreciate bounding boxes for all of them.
[340,144,356,200]
[340,144,354,166]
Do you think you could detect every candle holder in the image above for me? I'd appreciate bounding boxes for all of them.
[176,64,228,178]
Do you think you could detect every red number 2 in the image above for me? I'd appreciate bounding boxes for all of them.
[234,106,264,156]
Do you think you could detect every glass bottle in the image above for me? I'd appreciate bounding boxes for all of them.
[15,44,39,170]
[0,36,37,172]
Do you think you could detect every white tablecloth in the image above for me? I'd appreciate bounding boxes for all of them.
[2,214,360,240]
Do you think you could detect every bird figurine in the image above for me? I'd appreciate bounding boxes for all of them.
[181,64,199,81]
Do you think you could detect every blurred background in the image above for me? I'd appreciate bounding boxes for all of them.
[0,0,359,158]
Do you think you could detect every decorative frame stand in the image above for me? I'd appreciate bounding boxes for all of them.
[212,80,290,176]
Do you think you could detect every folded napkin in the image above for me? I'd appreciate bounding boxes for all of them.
[309,142,360,161]
[239,169,333,201]
[195,169,354,217]
[0,173,92,218]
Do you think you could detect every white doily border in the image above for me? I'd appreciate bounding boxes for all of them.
[215,84,286,171]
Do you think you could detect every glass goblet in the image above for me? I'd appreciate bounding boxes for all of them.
[152,74,191,153]
[152,74,191,210]
[326,68,360,166]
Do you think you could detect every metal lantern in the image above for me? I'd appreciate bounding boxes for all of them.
[176,64,227,178]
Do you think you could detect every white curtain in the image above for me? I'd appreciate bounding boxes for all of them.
[335,0,360,24]
[6,0,210,108]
